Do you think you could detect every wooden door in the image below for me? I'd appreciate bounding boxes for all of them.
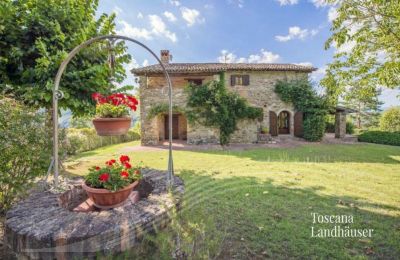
[269,111,278,136]
[165,115,179,139]
[294,111,304,137]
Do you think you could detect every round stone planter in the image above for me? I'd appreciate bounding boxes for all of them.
[92,117,131,136]
[4,169,184,260]
[82,181,139,209]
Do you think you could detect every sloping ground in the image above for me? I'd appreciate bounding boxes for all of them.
[3,141,400,258]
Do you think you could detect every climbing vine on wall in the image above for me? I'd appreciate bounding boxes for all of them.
[185,73,263,145]
[147,103,185,119]
[274,79,329,141]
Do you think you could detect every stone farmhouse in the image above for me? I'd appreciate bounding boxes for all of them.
[132,50,323,145]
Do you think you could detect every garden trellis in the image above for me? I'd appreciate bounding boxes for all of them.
[50,35,174,188]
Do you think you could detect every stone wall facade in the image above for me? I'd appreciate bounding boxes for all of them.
[139,71,308,145]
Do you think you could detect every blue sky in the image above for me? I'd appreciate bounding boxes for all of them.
[97,0,399,108]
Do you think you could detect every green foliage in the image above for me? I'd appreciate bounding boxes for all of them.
[70,115,92,129]
[325,116,355,134]
[303,114,326,141]
[0,97,51,212]
[185,73,263,145]
[0,0,132,116]
[322,0,400,105]
[63,126,140,155]
[95,103,129,118]
[358,131,400,146]
[275,79,329,141]
[147,103,186,119]
[380,107,400,132]
[85,156,142,191]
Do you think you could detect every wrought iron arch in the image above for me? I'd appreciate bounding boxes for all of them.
[51,35,174,188]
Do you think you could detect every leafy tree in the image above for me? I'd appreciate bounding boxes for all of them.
[342,87,383,129]
[322,0,400,105]
[0,0,132,116]
[380,107,400,132]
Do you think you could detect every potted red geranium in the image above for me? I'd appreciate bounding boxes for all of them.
[91,92,138,136]
[83,155,143,209]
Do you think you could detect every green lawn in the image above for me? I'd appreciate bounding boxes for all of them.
[65,142,400,259]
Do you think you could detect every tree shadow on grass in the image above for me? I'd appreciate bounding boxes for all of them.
[192,144,400,164]
[128,170,400,259]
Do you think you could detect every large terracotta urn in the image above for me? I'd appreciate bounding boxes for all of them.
[92,117,131,136]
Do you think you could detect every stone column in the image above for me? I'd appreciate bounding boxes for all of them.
[335,111,346,138]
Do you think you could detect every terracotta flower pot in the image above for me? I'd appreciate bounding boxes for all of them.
[82,181,139,209]
[92,117,131,136]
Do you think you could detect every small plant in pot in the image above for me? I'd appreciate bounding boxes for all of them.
[83,155,143,209]
[260,126,269,134]
[92,93,138,136]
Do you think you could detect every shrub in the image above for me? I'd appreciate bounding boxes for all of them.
[380,107,400,132]
[304,114,326,141]
[346,121,355,134]
[63,126,141,155]
[358,131,400,146]
[0,97,51,212]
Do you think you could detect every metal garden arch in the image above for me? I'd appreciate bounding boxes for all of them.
[51,35,174,188]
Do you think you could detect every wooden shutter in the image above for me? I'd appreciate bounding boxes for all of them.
[243,75,250,86]
[294,111,304,137]
[230,75,235,86]
[269,111,278,136]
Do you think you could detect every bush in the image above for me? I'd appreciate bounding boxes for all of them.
[358,131,400,146]
[62,125,141,155]
[346,121,355,134]
[380,107,400,132]
[304,114,326,141]
[0,97,51,212]
[325,118,355,134]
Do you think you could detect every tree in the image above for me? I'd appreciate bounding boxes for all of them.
[0,0,132,116]
[321,0,400,105]
[380,107,400,132]
[342,86,383,129]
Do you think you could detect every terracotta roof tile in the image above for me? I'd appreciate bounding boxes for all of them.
[131,63,316,75]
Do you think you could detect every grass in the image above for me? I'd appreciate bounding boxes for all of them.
[65,142,400,259]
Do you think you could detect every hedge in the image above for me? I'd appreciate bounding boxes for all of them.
[358,131,400,146]
[325,121,355,134]
[62,126,140,155]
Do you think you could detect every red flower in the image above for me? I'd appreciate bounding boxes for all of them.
[106,159,116,166]
[99,173,110,182]
[119,155,130,164]
[95,166,101,171]
[92,92,103,101]
[124,162,132,169]
[134,170,140,175]
[120,171,129,178]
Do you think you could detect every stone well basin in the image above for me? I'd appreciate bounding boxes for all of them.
[4,170,184,260]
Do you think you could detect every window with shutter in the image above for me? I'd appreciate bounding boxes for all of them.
[230,75,250,86]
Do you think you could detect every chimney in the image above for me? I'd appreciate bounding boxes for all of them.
[160,50,171,64]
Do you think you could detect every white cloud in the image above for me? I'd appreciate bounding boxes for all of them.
[137,12,144,19]
[112,6,123,15]
[116,21,153,40]
[275,26,318,42]
[180,7,205,26]
[310,0,329,8]
[276,0,298,6]
[295,62,313,67]
[218,49,280,63]
[116,16,177,43]
[149,14,177,42]
[311,65,326,81]
[142,59,149,67]
[163,11,177,22]
[170,0,180,6]
[328,7,338,22]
